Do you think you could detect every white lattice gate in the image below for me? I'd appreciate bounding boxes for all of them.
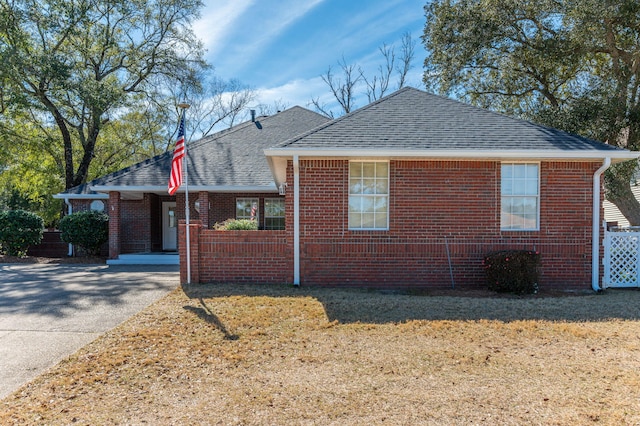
[603,227,640,288]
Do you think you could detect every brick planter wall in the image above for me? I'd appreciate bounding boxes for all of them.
[27,231,68,258]
[179,220,291,284]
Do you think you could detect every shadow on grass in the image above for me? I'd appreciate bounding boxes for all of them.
[181,282,640,324]
[183,298,239,340]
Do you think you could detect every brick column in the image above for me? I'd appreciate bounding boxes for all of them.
[179,220,201,284]
[175,193,185,222]
[198,191,210,229]
[108,191,121,259]
[142,193,152,252]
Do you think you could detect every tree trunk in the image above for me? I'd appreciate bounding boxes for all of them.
[38,91,76,190]
[72,115,101,188]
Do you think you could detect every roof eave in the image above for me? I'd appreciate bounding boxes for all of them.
[89,184,279,193]
[52,193,110,200]
[264,148,639,163]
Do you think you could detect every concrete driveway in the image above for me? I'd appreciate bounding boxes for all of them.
[0,263,179,400]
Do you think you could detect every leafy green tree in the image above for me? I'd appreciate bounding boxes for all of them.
[423,0,640,224]
[0,0,206,191]
[0,115,64,225]
[86,109,168,179]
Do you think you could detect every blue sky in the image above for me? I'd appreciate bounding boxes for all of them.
[193,0,427,116]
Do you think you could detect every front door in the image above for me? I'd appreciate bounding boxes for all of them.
[162,202,177,251]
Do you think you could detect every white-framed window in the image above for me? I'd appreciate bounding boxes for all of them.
[501,163,539,230]
[265,198,285,230]
[348,161,389,230]
[236,198,259,221]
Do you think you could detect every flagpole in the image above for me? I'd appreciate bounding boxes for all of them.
[178,102,191,284]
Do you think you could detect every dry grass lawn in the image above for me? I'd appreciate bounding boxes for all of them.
[2,283,640,425]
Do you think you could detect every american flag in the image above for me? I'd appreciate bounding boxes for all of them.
[168,113,186,195]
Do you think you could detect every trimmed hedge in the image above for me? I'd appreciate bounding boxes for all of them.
[483,250,540,294]
[59,210,109,256]
[213,219,258,231]
[0,210,44,257]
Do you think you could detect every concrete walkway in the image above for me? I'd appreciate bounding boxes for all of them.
[0,263,179,400]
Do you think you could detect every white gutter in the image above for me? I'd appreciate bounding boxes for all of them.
[592,157,611,292]
[52,193,109,200]
[62,197,73,256]
[89,185,278,193]
[293,154,300,286]
[264,148,637,162]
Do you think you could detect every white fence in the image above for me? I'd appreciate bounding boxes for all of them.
[603,226,640,288]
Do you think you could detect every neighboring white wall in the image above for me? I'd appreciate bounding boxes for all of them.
[604,184,640,228]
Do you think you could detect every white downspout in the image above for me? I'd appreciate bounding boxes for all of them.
[63,197,73,256]
[592,157,611,292]
[293,155,300,286]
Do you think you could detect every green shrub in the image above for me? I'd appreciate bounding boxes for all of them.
[483,250,540,294]
[0,210,44,257]
[213,218,258,231]
[59,210,109,256]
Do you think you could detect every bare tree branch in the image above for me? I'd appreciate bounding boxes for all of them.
[320,57,362,114]
[312,33,416,117]
[308,97,335,119]
[362,43,394,102]
[396,32,416,89]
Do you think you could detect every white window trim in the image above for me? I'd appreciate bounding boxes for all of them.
[264,198,285,230]
[348,160,390,231]
[500,162,540,231]
[236,198,259,221]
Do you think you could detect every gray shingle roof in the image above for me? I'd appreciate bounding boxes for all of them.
[59,106,329,196]
[272,87,624,153]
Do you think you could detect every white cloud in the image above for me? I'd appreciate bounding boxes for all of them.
[193,0,255,57]
[256,77,329,109]
[195,0,325,72]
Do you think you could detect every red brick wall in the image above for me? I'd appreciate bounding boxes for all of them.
[171,159,603,290]
[120,196,151,253]
[27,232,69,258]
[295,159,600,291]
[149,195,162,252]
[107,193,120,258]
[70,199,108,213]
[179,220,292,284]
[206,193,284,229]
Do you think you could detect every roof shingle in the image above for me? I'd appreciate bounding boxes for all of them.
[273,87,623,152]
[60,106,329,196]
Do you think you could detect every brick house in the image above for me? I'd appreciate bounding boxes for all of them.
[258,87,637,292]
[57,87,638,291]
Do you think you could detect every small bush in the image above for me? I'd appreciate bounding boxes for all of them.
[213,219,258,231]
[483,250,540,294]
[59,210,109,256]
[0,210,44,257]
